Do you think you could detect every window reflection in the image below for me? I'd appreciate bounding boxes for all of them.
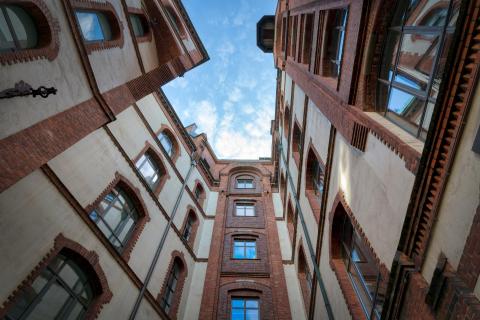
[377,0,460,139]
[231,298,259,320]
[233,240,257,259]
[75,11,112,42]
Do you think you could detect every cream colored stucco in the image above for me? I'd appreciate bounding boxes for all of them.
[0,0,92,140]
[138,38,160,73]
[272,192,284,218]
[283,264,308,320]
[276,220,293,260]
[183,262,208,319]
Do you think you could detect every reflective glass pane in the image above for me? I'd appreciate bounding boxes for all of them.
[245,300,258,308]
[116,216,135,243]
[76,11,105,41]
[6,6,37,49]
[58,262,81,291]
[387,87,425,120]
[65,302,85,320]
[404,0,449,27]
[245,206,255,217]
[395,33,440,92]
[28,280,70,319]
[233,246,244,258]
[231,309,244,320]
[159,133,173,156]
[0,9,15,51]
[96,12,112,40]
[246,309,259,320]
[430,33,453,100]
[420,101,435,140]
[231,299,244,308]
[102,200,124,230]
[246,246,257,259]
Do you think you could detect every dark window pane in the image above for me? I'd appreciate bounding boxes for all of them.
[0,8,15,51]
[5,6,37,49]
[130,14,145,37]
[76,11,105,41]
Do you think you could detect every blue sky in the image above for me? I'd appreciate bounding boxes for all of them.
[163,0,277,159]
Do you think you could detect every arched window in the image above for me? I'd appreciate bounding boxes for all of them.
[376,0,460,139]
[305,147,324,221]
[135,149,167,193]
[283,105,291,138]
[159,253,187,317]
[3,235,112,320]
[280,171,287,201]
[193,182,206,208]
[181,209,198,246]
[297,245,312,310]
[0,5,37,52]
[291,121,302,166]
[157,129,179,161]
[331,202,385,319]
[286,199,295,242]
[73,1,123,53]
[88,179,147,258]
[0,2,59,64]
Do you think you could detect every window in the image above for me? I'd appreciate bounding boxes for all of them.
[158,131,174,158]
[340,217,384,319]
[0,5,37,52]
[377,0,460,139]
[88,186,139,253]
[235,203,255,217]
[306,148,325,202]
[160,260,181,314]
[301,13,314,64]
[135,152,163,191]
[298,246,312,309]
[289,15,298,58]
[76,11,112,42]
[182,213,195,241]
[283,106,291,138]
[5,252,96,319]
[129,14,147,38]
[233,240,257,259]
[231,298,259,320]
[324,9,348,78]
[236,179,254,189]
[193,182,206,207]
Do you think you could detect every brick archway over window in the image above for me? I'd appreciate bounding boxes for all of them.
[297,243,312,311]
[157,250,188,319]
[0,233,113,319]
[133,141,170,196]
[157,125,181,163]
[85,172,150,261]
[217,281,274,320]
[180,206,199,248]
[329,191,389,319]
[193,179,206,208]
[0,0,60,65]
[304,144,324,223]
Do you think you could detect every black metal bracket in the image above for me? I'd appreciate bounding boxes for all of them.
[0,81,57,99]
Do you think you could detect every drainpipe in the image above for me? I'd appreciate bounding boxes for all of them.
[278,142,334,320]
[129,156,197,319]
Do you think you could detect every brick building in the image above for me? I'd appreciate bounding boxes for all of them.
[0,0,479,320]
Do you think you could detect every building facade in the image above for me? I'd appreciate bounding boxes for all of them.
[0,0,479,320]
[261,0,480,319]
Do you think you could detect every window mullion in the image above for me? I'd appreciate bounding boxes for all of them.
[2,6,21,50]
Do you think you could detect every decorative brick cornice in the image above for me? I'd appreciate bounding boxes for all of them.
[0,233,113,319]
[0,0,60,65]
[71,0,124,54]
[85,172,150,261]
[157,250,188,319]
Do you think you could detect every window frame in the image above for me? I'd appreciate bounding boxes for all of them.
[376,0,458,139]
[0,5,38,52]
[230,297,260,320]
[232,239,257,260]
[127,7,152,43]
[71,0,124,54]
[234,202,256,217]
[236,178,254,189]
[0,1,60,65]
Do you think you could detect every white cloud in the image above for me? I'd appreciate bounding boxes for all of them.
[189,100,217,140]
[228,87,243,103]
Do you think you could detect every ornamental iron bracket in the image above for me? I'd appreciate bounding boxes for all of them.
[0,81,57,99]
